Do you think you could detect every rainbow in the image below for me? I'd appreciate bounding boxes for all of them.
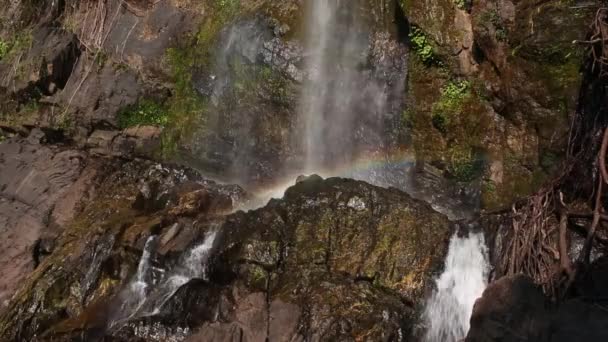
[247,147,418,207]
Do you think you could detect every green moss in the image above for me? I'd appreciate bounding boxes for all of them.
[158,46,207,156]
[431,80,471,132]
[409,27,438,65]
[481,180,500,208]
[401,109,413,127]
[479,9,507,42]
[446,146,483,182]
[246,264,268,290]
[159,0,243,158]
[0,40,9,60]
[117,99,169,129]
[453,0,466,10]
[94,50,108,67]
[3,30,33,60]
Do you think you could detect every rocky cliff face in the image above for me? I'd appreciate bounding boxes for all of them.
[0,142,451,340]
[0,0,605,341]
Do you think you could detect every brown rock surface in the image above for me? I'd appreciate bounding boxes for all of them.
[0,130,89,312]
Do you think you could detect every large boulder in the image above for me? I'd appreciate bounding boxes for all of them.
[0,169,452,341]
[467,266,608,342]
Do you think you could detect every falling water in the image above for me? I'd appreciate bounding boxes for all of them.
[423,232,490,342]
[300,0,390,172]
[110,231,219,329]
[143,230,218,315]
[110,235,158,328]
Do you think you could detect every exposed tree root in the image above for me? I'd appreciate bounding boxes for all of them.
[499,8,608,298]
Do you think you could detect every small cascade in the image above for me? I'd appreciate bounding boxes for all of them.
[110,235,158,328]
[423,231,490,342]
[144,230,219,314]
[109,231,219,329]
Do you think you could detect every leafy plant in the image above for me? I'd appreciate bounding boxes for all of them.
[447,147,484,182]
[481,10,507,42]
[453,0,466,10]
[431,80,471,132]
[0,40,9,60]
[409,27,437,65]
[117,100,169,129]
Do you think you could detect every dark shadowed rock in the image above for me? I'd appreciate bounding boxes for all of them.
[467,275,551,342]
[467,264,608,342]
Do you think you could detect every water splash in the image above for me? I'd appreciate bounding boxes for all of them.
[110,235,158,328]
[110,231,219,329]
[143,230,218,315]
[423,232,490,342]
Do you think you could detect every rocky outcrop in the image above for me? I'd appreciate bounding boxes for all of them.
[0,130,91,311]
[0,162,452,341]
[401,0,599,209]
[467,264,608,342]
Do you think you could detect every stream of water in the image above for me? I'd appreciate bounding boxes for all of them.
[423,232,490,342]
[110,231,219,329]
[114,2,488,338]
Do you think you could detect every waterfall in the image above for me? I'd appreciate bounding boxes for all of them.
[110,235,158,328]
[144,230,218,315]
[423,232,490,342]
[300,0,388,172]
[110,231,219,328]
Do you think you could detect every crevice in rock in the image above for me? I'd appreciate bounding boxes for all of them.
[393,0,410,44]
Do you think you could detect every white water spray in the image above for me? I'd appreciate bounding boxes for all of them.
[110,231,219,329]
[423,232,490,342]
[110,235,157,328]
[145,230,218,315]
[300,0,389,172]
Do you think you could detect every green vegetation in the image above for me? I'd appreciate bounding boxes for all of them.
[450,159,481,182]
[159,0,242,157]
[431,80,471,133]
[196,0,240,60]
[401,109,413,127]
[0,30,32,62]
[408,27,437,65]
[480,10,507,42]
[0,40,8,60]
[117,100,169,129]
[446,147,483,182]
[453,0,466,10]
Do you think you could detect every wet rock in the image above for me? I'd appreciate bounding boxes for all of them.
[0,154,253,336]
[262,38,304,82]
[168,189,232,217]
[0,132,88,313]
[467,275,550,342]
[205,177,451,340]
[0,166,451,341]
[468,266,608,342]
[86,126,162,159]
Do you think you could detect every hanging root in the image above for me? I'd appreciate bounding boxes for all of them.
[574,8,608,77]
[497,6,608,299]
[500,127,608,298]
[501,190,560,296]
